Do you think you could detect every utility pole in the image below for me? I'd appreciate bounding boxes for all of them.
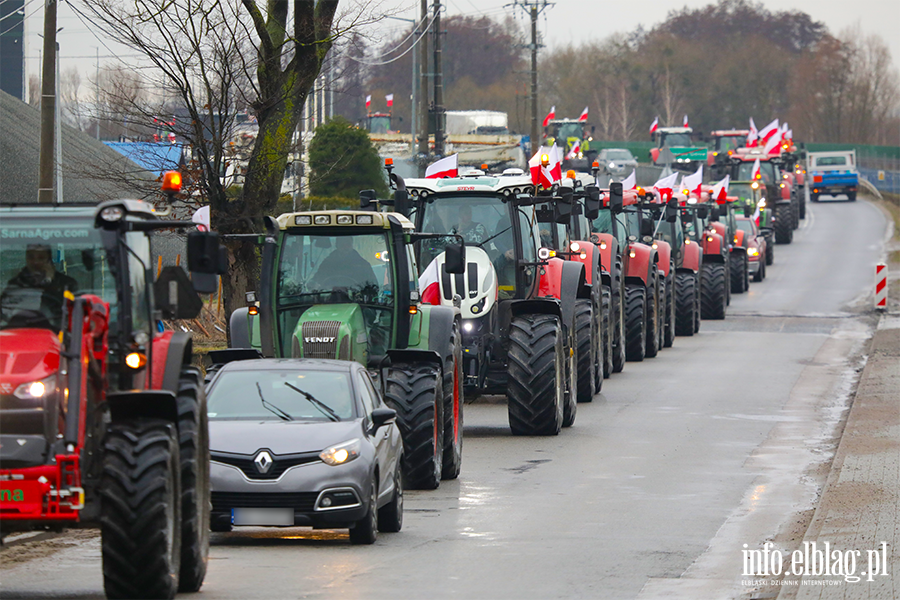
[432,0,444,156]
[416,0,429,174]
[37,0,58,203]
[95,47,100,140]
[511,0,552,156]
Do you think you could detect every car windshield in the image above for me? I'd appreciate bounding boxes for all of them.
[736,220,755,235]
[816,156,846,166]
[0,216,116,332]
[208,368,356,421]
[606,150,633,160]
[661,133,691,147]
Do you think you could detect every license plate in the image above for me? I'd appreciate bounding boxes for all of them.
[232,507,294,526]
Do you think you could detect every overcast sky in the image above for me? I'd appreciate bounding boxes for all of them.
[22,0,900,100]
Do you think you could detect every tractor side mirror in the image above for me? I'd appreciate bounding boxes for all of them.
[154,266,203,319]
[709,206,720,222]
[609,182,624,214]
[584,185,601,219]
[697,205,709,220]
[393,189,410,218]
[444,242,466,275]
[555,189,573,224]
[360,189,377,211]
[665,198,679,223]
[187,231,227,274]
[743,205,753,218]
[640,218,653,237]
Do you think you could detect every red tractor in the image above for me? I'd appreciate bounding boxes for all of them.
[728,148,796,244]
[677,191,730,320]
[0,176,225,599]
[707,129,749,179]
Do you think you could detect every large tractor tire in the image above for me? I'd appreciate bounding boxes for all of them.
[730,252,748,294]
[441,321,463,480]
[101,419,182,600]
[507,314,564,436]
[562,322,577,429]
[611,285,626,373]
[693,273,701,334]
[700,263,727,320]
[175,367,210,593]
[574,299,595,404]
[775,205,793,244]
[601,285,613,379]
[624,284,646,362]
[663,274,675,348]
[791,196,800,229]
[674,272,696,336]
[765,240,775,266]
[645,275,660,359]
[384,364,443,490]
[798,192,806,219]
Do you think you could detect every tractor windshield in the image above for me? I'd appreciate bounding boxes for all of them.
[736,161,777,183]
[556,123,583,141]
[715,137,745,152]
[729,183,759,204]
[0,215,116,332]
[276,232,394,357]
[661,133,691,147]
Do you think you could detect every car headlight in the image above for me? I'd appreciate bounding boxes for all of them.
[748,247,760,257]
[320,439,361,466]
[13,375,57,401]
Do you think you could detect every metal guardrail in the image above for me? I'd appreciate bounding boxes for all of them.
[859,168,900,195]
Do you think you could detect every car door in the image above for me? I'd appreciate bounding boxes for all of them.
[357,369,393,501]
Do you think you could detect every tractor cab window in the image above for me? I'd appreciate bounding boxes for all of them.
[276,232,394,357]
[0,217,116,333]
[556,123,583,141]
[661,133,691,147]
[715,137,744,152]
[125,231,152,334]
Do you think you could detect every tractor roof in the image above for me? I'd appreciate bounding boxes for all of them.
[734,148,777,162]
[405,174,535,197]
[710,129,750,137]
[598,189,640,207]
[657,127,693,134]
[276,210,415,231]
[549,119,585,125]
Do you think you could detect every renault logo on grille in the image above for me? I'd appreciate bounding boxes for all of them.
[254,450,273,474]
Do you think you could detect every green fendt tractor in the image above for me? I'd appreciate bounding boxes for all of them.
[229,196,466,490]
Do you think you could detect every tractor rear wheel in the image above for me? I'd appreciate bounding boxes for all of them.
[101,419,181,600]
[507,314,564,436]
[645,275,660,359]
[175,367,209,593]
[441,321,463,480]
[730,252,747,294]
[575,299,595,404]
[624,284,646,362]
[700,263,727,320]
[674,272,696,336]
[693,273,701,333]
[601,285,613,379]
[384,364,443,490]
[611,285,626,373]
[775,205,793,244]
[663,274,675,348]
[562,323,577,428]
[791,196,800,229]
[765,240,775,265]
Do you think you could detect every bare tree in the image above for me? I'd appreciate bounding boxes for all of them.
[74,0,375,327]
[28,75,41,107]
[660,65,683,127]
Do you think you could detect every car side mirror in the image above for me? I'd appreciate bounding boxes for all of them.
[584,185,601,220]
[665,198,678,223]
[371,407,396,431]
[609,182,624,214]
[444,242,466,274]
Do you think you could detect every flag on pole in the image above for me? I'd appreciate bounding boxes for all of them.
[752,202,761,226]
[529,146,562,189]
[758,118,780,143]
[652,171,680,201]
[542,106,556,128]
[682,165,704,197]
[549,145,563,182]
[419,257,443,305]
[683,114,689,127]
[747,117,759,147]
[385,94,394,108]
[750,158,761,181]
[365,95,371,109]
[621,170,636,191]
[650,116,659,134]
[763,133,781,155]
[425,154,459,179]
[710,174,730,201]
[578,106,589,122]
[565,139,581,160]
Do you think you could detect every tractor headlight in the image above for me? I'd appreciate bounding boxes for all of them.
[337,215,353,225]
[100,207,125,222]
[463,321,475,332]
[320,439,361,466]
[356,215,374,225]
[13,375,57,401]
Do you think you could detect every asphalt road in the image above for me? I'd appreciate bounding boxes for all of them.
[0,197,888,600]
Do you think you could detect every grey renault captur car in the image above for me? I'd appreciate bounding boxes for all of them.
[206,358,403,544]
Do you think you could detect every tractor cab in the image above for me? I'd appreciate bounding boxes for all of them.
[650,127,708,171]
[708,129,750,178]
[546,119,596,170]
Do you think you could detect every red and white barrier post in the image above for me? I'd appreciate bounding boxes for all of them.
[875,263,887,310]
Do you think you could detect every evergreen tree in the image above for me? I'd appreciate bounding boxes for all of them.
[309,117,389,198]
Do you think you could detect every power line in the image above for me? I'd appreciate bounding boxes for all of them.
[346,10,437,66]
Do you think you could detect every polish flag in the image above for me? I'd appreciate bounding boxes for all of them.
[683,114,689,127]
[682,165,704,197]
[750,158,761,181]
[548,145,563,182]
[385,94,394,108]
[747,117,758,147]
[752,202,761,226]
[710,174,730,201]
[621,170,636,191]
[784,128,793,141]
[565,139,581,160]
[758,118,780,143]
[529,146,562,188]
[578,106,589,122]
[652,171,680,201]
[426,154,459,179]
[542,106,556,128]
[764,133,782,155]
[650,116,659,134]
[365,95,371,109]
[418,256,443,305]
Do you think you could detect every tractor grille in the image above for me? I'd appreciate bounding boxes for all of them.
[300,320,341,358]
[211,451,320,480]
[212,492,318,512]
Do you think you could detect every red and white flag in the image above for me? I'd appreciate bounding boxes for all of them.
[529,146,562,189]
[549,145,563,182]
[752,202,761,226]
[650,116,659,134]
[758,118,780,143]
[652,171,679,201]
[365,95,371,109]
[385,94,394,108]
[750,158,761,181]
[683,114,689,127]
[764,133,781,155]
[710,174,730,201]
[578,106,589,122]
[419,256,443,305]
[747,117,758,147]
[542,106,556,128]
[784,128,793,141]
[682,165,703,197]
[565,139,581,160]
[621,170,636,191]
[426,154,459,179]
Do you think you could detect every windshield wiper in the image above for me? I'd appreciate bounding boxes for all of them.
[256,382,293,422]
[284,382,341,422]
[475,225,512,249]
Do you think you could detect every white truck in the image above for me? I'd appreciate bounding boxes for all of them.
[807,150,859,202]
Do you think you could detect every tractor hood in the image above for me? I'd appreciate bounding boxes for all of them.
[209,419,364,455]
[0,329,60,391]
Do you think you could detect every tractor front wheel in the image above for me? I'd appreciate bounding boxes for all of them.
[384,364,443,490]
[775,205,793,244]
[700,263,727,320]
[674,272,696,336]
[601,285,613,379]
[624,284,647,362]
[441,321,463,480]
[575,299,595,403]
[730,252,748,294]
